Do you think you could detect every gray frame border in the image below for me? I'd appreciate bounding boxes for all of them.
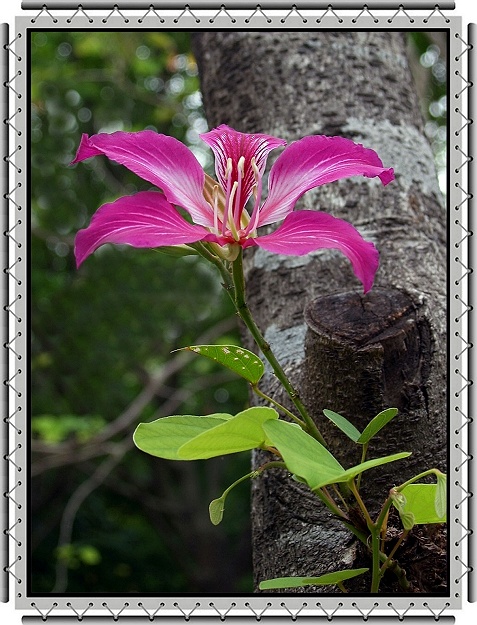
[2,2,473,620]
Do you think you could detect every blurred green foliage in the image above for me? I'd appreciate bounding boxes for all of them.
[408,32,447,191]
[31,30,251,595]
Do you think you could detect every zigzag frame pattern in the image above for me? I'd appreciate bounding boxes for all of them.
[1,2,474,621]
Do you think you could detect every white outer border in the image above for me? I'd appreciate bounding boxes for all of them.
[1,0,473,621]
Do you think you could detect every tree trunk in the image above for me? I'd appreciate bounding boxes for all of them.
[193,31,446,593]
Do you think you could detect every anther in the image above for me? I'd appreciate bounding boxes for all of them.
[251,157,260,181]
[237,156,245,175]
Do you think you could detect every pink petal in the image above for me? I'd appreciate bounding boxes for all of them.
[71,131,214,228]
[254,210,379,293]
[75,191,212,267]
[259,135,394,227]
[200,125,286,209]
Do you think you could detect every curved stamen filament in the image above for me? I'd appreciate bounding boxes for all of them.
[233,156,245,229]
[245,157,263,235]
[222,158,233,235]
[212,184,220,235]
[227,181,239,239]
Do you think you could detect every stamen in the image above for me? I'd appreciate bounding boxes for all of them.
[212,184,220,234]
[250,157,260,182]
[225,157,233,179]
[233,156,245,228]
[245,158,263,235]
[222,157,233,235]
[227,181,239,240]
[237,155,245,175]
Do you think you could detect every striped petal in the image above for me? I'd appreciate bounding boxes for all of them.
[254,210,379,293]
[258,135,394,227]
[75,191,211,267]
[71,131,214,228]
[200,125,286,209]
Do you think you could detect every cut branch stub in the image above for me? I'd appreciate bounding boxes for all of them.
[302,287,432,509]
[304,287,431,416]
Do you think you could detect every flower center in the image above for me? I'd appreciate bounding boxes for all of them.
[204,156,264,244]
[219,155,262,241]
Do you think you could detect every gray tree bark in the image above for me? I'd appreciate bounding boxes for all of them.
[193,32,446,593]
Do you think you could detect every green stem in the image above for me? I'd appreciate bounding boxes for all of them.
[252,385,306,428]
[223,461,287,495]
[349,480,374,529]
[191,243,236,303]
[356,442,368,491]
[231,250,327,447]
[380,530,409,575]
[340,520,409,591]
[395,468,442,492]
[258,460,288,472]
[332,483,350,512]
[349,480,387,593]
[313,486,348,520]
[370,526,382,593]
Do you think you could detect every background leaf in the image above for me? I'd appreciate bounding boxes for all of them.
[357,408,399,444]
[263,420,410,491]
[209,497,225,526]
[179,344,265,384]
[322,409,361,442]
[259,567,369,590]
[262,420,344,489]
[327,452,411,488]
[133,414,230,460]
[435,473,447,519]
[399,483,446,525]
[178,407,279,459]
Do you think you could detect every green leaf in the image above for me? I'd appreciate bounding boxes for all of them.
[399,483,446,525]
[400,510,416,530]
[208,470,257,525]
[259,568,369,590]
[209,497,225,526]
[435,473,447,519]
[262,420,345,489]
[357,408,399,444]
[263,420,410,490]
[390,490,407,514]
[178,407,279,459]
[133,414,230,460]
[322,409,361,442]
[328,452,412,487]
[178,344,265,384]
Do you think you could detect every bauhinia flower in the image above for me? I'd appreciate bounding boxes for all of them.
[72,124,394,292]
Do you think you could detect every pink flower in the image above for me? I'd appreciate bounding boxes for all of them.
[72,124,393,292]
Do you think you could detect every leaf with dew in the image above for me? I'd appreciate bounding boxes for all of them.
[178,344,265,384]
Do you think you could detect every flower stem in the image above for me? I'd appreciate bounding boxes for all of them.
[191,243,235,303]
[231,249,327,447]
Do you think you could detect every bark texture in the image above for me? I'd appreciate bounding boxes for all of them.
[193,32,446,593]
